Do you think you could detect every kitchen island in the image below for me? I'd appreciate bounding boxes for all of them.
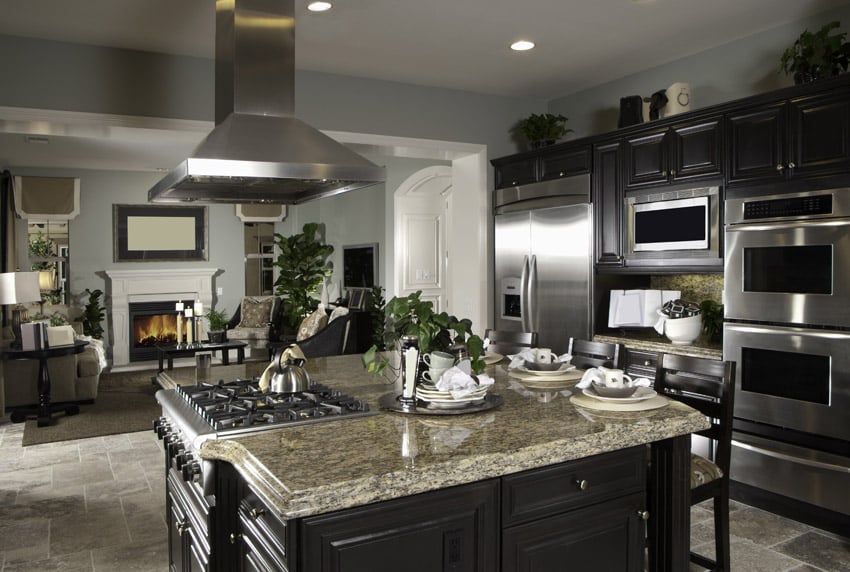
[192,354,708,571]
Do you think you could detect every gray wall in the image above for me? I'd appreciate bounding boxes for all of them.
[548,6,850,138]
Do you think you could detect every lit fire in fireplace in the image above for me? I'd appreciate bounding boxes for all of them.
[133,314,178,347]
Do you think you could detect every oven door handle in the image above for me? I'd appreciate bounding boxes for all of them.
[732,439,850,473]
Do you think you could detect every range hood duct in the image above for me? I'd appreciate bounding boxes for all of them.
[148,0,385,204]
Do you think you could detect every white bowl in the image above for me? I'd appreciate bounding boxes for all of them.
[664,314,702,345]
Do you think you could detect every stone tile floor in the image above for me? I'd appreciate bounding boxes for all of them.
[1,418,848,571]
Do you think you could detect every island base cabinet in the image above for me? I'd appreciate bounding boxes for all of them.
[298,480,499,572]
[502,492,645,572]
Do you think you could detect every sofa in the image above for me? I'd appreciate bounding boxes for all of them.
[1,343,101,414]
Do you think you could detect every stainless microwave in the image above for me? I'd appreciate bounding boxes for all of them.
[624,186,720,263]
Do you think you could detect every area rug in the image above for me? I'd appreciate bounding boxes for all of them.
[21,368,168,447]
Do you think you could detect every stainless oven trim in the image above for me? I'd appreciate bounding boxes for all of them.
[624,185,720,258]
[726,187,850,226]
[632,196,709,251]
[723,322,850,442]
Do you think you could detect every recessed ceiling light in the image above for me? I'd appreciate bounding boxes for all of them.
[511,40,535,52]
[307,1,332,12]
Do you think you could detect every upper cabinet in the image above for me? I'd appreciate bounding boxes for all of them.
[623,119,723,190]
[726,89,850,187]
[592,140,624,268]
[493,145,590,189]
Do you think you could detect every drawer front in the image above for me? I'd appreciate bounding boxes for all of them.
[625,349,658,381]
[502,446,645,526]
[239,495,288,570]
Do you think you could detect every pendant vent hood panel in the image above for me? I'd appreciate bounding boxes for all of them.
[148,0,384,204]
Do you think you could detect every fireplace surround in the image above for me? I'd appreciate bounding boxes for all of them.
[106,268,216,367]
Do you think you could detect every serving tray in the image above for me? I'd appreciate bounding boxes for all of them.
[378,392,503,416]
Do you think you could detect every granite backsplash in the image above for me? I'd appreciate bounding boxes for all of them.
[650,274,723,305]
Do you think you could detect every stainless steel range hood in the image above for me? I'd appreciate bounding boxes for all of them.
[148,0,384,204]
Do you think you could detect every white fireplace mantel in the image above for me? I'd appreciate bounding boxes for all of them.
[106,268,217,366]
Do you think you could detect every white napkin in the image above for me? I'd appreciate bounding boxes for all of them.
[575,367,651,389]
[436,366,494,399]
[507,349,573,369]
[654,308,667,335]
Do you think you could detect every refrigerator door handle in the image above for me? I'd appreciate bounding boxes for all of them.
[528,255,538,334]
[520,255,530,332]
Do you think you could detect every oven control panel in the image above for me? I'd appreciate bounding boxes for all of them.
[743,194,832,220]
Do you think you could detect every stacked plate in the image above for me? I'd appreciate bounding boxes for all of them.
[514,362,576,376]
[416,382,490,409]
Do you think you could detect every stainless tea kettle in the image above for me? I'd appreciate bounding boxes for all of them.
[259,344,311,393]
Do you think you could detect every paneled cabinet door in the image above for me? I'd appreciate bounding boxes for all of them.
[539,146,591,181]
[725,102,787,186]
[789,90,850,178]
[299,480,499,572]
[502,492,646,572]
[624,120,723,190]
[592,141,624,267]
[494,156,538,189]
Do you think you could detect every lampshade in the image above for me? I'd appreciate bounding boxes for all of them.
[0,272,42,305]
[38,270,56,292]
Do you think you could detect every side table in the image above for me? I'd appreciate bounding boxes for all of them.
[1,340,90,427]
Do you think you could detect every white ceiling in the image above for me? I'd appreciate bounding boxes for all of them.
[1,0,849,171]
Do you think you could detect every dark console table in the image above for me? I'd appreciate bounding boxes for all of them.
[2,340,89,427]
[155,341,247,371]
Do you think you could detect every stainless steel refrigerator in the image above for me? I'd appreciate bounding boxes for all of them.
[494,174,592,354]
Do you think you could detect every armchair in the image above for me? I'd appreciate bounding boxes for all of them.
[226,296,282,347]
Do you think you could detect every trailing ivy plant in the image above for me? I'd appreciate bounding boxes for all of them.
[273,222,334,332]
[81,288,106,339]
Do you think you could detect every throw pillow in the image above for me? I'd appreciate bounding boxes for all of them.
[328,306,349,323]
[238,297,275,328]
[297,306,328,341]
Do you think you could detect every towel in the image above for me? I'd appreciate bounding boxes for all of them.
[436,366,494,399]
[575,367,651,389]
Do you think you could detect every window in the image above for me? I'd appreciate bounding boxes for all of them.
[27,220,69,306]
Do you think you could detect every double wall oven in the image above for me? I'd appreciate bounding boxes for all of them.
[724,188,850,523]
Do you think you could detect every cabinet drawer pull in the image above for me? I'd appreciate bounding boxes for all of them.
[661,170,667,177]
[177,520,189,536]
[670,169,676,176]
[230,532,243,544]
[637,510,650,521]
[788,161,796,169]
[559,171,565,177]
[643,360,651,366]
[574,479,589,491]
[776,164,784,172]
[250,507,266,520]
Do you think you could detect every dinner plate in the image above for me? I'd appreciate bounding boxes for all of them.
[515,363,576,376]
[482,351,504,365]
[416,388,489,401]
[582,386,657,403]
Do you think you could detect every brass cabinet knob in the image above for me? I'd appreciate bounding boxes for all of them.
[788,162,796,169]
[776,164,784,171]
[637,510,650,521]
[575,479,589,491]
[250,507,265,520]
[230,532,243,544]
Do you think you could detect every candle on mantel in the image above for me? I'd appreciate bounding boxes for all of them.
[194,301,203,316]
[175,302,184,313]
[176,313,183,345]
[185,308,194,343]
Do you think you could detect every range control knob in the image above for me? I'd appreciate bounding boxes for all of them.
[153,418,170,439]
[182,461,201,482]
[174,453,189,470]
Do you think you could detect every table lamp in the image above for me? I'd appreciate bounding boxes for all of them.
[0,271,42,345]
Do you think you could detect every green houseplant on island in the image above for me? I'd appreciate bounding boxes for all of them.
[205,307,229,343]
[362,291,486,382]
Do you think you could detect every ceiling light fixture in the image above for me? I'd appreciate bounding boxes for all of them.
[510,40,535,51]
[307,1,332,12]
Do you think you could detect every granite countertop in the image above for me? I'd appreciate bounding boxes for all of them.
[594,330,723,360]
[198,354,709,520]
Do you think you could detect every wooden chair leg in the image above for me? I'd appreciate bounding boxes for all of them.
[714,486,731,572]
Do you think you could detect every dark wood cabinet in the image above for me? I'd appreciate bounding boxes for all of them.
[624,348,658,382]
[726,89,850,187]
[299,480,499,572]
[624,119,722,190]
[592,140,624,267]
[167,471,212,572]
[502,446,646,572]
[493,144,590,189]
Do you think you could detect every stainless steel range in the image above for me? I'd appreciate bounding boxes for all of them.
[154,377,374,571]
[724,187,850,528]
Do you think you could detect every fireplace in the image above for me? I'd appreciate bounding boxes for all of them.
[129,301,180,362]
[106,268,217,367]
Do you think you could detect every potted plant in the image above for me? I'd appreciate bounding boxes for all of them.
[361,291,485,381]
[81,288,105,339]
[273,222,334,333]
[780,20,850,84]
[205,307,229,343]
[515,113,573,149]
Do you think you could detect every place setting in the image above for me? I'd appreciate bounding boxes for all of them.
[504,347,582,388]
[569,366,668,412]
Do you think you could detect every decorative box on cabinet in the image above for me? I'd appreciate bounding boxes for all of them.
[726,89,850,187]
[623,119,723,190]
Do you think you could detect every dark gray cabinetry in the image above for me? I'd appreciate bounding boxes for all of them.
[726,90,850,187]
[592,140,624,268]
[167,471,211,572]
[502,446,647,572]
[299,480,499,572]
[624,119,722,190]
[493,145,590,189]
[624,349,658,382]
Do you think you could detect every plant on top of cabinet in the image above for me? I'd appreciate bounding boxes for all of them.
[515,113,573,149]
[780,20,850,84]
